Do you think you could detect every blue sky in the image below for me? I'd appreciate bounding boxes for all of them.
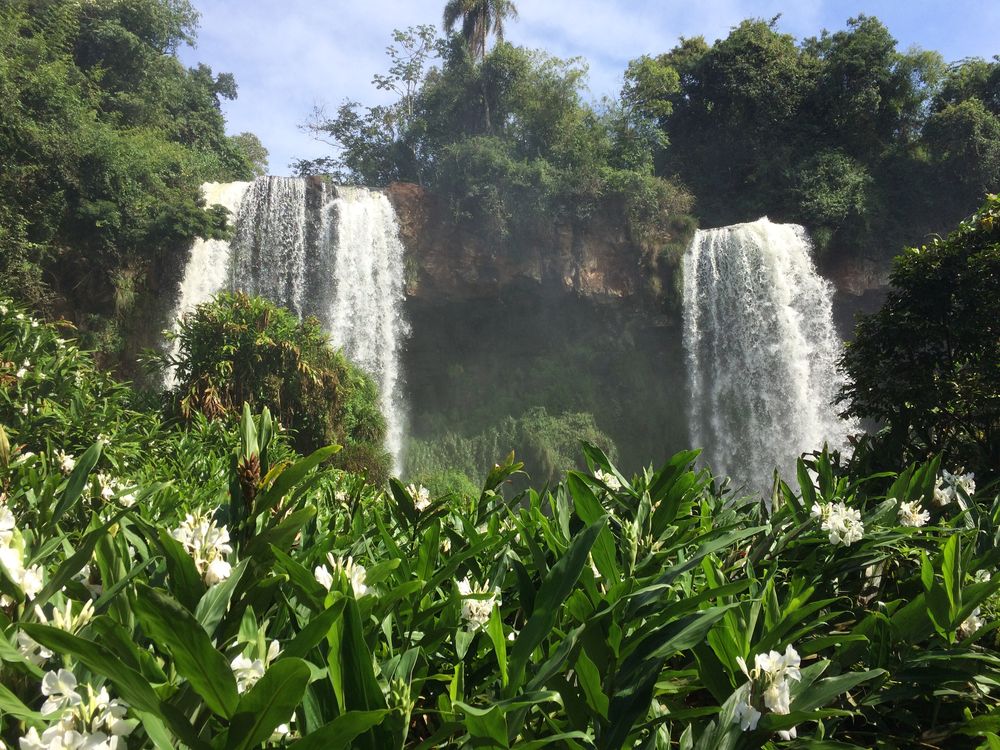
[178,1,1000,175]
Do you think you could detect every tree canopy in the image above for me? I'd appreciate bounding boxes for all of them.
[840,195,1000,473]
[0,0,263,354]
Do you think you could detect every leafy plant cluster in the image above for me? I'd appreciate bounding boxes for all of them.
[0,0,266,356]
[840,194,1000,474]
[3,300,1000,749]
[626,15,1000,261]
[159,293,391,483]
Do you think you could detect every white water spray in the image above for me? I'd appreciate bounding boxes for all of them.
[167,177,409,472]
[682,218,853,494]
[165,181,251,387]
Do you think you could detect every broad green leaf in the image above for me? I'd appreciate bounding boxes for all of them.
[289,710,390,750]
[157,528,205,611]
[133,583,239,719]
[50,441,102,527]
[280,599,346,660]
[507,516,607,693]
[226,658,311,750]
[255,445,340,516]
[195,558,249,636]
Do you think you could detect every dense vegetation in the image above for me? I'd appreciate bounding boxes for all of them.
[624,15,1000,263]
[3,299,1000,749]
[0,0,265,357]
[1,2,1000,746]
[840,195,1000,474]
[158,293,391,482]
[297,27,694,253]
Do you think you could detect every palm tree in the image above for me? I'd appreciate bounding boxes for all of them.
[442,0,518,62]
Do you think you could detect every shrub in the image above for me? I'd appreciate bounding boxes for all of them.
[163,292,389,476]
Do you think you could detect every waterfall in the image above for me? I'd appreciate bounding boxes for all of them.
[165,181,251,387]
[168,177,408,473]
[682,218,853,494]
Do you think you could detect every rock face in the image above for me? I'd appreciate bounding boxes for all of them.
[386,182,652,304]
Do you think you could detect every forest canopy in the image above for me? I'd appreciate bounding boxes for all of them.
[0,0,264,352]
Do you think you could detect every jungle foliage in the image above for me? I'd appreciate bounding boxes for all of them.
[3,301,1000,748]
[159,293,391,482]
[840,195,1000,475]
[298,30,693,248]
[626,16,1000,261]
[0,0,264,351]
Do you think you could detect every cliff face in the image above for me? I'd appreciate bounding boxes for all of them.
[388,181,894,344]
[386,182,654,305]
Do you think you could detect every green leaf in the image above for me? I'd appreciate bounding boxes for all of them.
[507,516,607,693]
[280,599,346,660]
[157,528,205,611]
[289,710,390,750]
[793,669,885,712]
[255,445,340,516]
[50,441,102,527]
[0,680,41,721]
[195,559,249,636]
[485,605,508,689]
[133,583,239,719]
[325,595,389,750]
[226,658,311,750]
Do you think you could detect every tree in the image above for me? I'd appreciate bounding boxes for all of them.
[442,0,518,62]
[229,132,269,177]
[839,196,1000,473]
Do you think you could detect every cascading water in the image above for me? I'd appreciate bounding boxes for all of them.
[167,177,408,472]
[165,181,251,387]
[682,218,854,494]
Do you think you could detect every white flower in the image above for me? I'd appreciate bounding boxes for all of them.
[934,470,977,507]
[231,641,280,694]
[96,473,118,502]
[809,502,830,520]
[19,564,44,599]
[15,360,30,379]
[959,607,984,639]
[169,511,234,586]
[593,469,622,491]
[777,726,798,741]
[231,654,266,694]
[35,599,95,634]
[118,492,135,508]
[56,451,76,475]
[16,630,53,666]
[817,502,864,547]
[0,303,7,315]
[457,577,499,630]
[41,669,82,716]
[733,698,761,731]
[897,500,930,528]
[0,506,15,545]
[314,564,334,591]
[19,403,29,416]
[407,483,431,512]
[315,554,367,598]
[733,644,802,732]
[204,558,232,586]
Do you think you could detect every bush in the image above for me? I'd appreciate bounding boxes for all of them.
[840,195,1000,474]
[407,407,618,488]
[163,292,390,477]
